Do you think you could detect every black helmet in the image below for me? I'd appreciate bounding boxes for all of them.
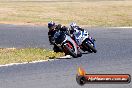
[48,21,55,30]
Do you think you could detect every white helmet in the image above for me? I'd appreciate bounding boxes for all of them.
[70,22,77,28]
[70,22,80,35]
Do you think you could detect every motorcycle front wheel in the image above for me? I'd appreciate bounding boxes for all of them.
[63,44,78,58]
[85,43,97,53]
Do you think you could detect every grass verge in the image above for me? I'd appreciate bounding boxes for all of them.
[0,1,132,27]
[0,48,64,65]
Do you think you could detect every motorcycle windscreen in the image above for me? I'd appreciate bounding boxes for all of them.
[54,32,66,44]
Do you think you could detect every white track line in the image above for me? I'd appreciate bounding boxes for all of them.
[0,59,57,67]
[0,55,71,67]
[107,27,132,29]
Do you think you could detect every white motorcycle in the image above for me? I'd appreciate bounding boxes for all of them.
[73,29,97,53]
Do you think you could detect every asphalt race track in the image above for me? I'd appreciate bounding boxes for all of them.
[0,24,131,88]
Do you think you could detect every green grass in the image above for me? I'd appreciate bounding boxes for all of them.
[0,0,132,26]
[0,48,64,65]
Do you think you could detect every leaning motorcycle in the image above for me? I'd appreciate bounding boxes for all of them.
[54,31,82,58]
[73,30,97,53]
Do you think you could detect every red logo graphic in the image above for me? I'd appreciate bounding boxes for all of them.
[76,67,131,85]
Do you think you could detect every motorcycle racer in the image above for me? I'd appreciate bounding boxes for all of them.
[48,21,69,52]
[69,22,95,46]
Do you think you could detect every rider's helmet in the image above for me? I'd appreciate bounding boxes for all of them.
[48,21,55,30]
[70,22,76,30]
[70,22,79,35]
